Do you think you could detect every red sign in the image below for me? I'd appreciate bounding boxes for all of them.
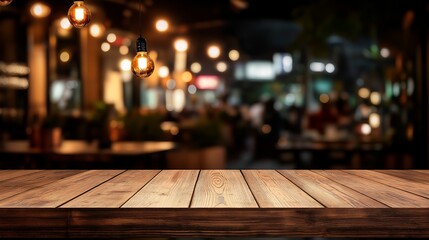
[195,75,220,90]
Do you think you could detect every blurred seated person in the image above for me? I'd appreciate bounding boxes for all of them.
[283,105,304,137]
[254,98,282,158]
[306,101,339,136]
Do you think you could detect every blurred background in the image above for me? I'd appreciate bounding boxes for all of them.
[0,0,428,169]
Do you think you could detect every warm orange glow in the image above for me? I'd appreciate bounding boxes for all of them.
[67,1,91,28]
[207,45,221,58]
[181,71,193,82]
[30,2,51,18]
[89,23,104,38]
[60,17,72,30]
[155,19,169,32]
[229,50,240,61]
[132,52,155,78]
[174,39,188,52]
[0,0,13,7]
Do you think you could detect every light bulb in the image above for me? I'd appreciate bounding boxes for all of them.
[0,0,13,7]
[67,1,91,28]
[131,37,155,78]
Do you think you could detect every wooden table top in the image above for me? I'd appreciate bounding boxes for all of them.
[0,170,428,238]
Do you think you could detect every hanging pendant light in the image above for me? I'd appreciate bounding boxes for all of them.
[68,0,91,28]
[131,0,155,78]
[132,36,155,78]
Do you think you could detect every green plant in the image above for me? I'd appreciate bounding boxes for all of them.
[121,111,167,141]
[187,117,223,148]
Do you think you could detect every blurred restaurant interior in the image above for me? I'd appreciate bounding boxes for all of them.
[0,0,428,170]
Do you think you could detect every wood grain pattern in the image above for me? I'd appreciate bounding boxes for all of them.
[376,170,429,183]
[123,170,199,208]
[61,170,160,208]
[68,208,429,238]
[278,170,387,208]
[242,170,323,208]
[414,170,429,175]
[0,209,68,238]
[0,170,41,182]
[191,170,258,208]
[317,170,429,207]
[0,170,83,201]
[0,170,428,238]
[0,170,124,207]
[346,170,429,199]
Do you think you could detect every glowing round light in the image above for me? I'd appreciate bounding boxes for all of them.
[190,62,201,73]
[261,124,272,134]
[59,51,70,63]
[30,2,51,18]
[119,59,132,71]
[89,23,103,38]
[319,93,330,103]
[360,123,372,135]
[380,48,390,58]
[310,62,325,72]
[101,42,110,52]
[119,45,129,55]
[393,83,400,97]
[207,45,221,58]
[370,92,381,105]
[170,126,179,135]
[155,19,169,32]
[229,49,240,61]
[67,1,91,28]
[107,33,117,43]
[369,113,381,128]
[158,66,170,78]
[0,0,13,7]
[188,84,197,94]
[132,52,155,78]
[325,63,335,73]
[358,88,370,99]
[174,39,188,52]
[216,62,227,72]
[131,37,155,78]
[181,71,193,82]
[60,17,72,30]
[166,79,176,89]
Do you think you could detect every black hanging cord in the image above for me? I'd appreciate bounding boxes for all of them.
[136,0,147,52]
[138,0,143,37]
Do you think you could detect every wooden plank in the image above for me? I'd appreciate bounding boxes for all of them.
[0,209,68,238]
[346,170,429,199]
[123,170,199,208]
[191,170,258,208]
[414,170,429,175]
[242,170,322,208]
[316,170,429,207]
[68,208,429,238]
[61,170,160,208]
[278,170,387,208]
[0,170,41,182]
[0,170,84,201]
[0,170,124,207]
[376,170,429,183]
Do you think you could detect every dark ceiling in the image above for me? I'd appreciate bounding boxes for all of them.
[2,0,428,58]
